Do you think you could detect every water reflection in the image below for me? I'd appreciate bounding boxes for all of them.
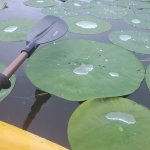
[23,89,51,130]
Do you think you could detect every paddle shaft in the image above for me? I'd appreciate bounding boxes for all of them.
[3,52,28,78]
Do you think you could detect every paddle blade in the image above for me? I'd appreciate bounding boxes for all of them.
[27,15,68,44]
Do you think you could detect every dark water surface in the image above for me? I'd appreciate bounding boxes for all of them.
[0,0,150,149]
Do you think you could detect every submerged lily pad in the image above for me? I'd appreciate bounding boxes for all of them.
[26,39,144,101]
[62,16,111,34]
[109,30,150,54]
[0,64,16,102]
[24,0,58,8]
[0,19,35,41]
[68,97,150,150]
[123,13,150,29]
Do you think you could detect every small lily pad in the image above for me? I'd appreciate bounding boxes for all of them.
[26,39,144,101]
[0,64,16,102]
[109,30,150,54]
[123,13,150,30]
[68,97,150,150]
[24,0,58,8]
[0,19,35,41]
[62,16,111,34]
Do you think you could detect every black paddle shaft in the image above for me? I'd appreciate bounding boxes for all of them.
[0,15,68,90]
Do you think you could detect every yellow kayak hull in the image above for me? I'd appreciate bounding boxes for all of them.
[0,121,68,150]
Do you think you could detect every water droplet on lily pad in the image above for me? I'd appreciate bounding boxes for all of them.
[73,64,94,75]
[132,19,141,24]
[36,0,44,3]
[105,112,136,124]
[4,26,18,32]
[120,35,131,41]
[109,72,119,77]
[76,21,98,29]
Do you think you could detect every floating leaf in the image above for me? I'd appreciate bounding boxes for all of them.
[68,97,150,150]
[26,39,144,101]
[109,30,150,54]
[24,0,58,8]
[62,16,111,34]
[0,64,16,102]
[123,13,150,30]
[0,19,35,41]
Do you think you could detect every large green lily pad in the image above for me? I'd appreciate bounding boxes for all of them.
[0,19,35,41]
[24,0,58,8]
[123,13,150,29]
[26,39,144,101]
[109,30,150,54]
[0,64,16,102]
[145,65,150,91]
[62,16,111,34]
[68,97,150,150]
[87,4,130,19]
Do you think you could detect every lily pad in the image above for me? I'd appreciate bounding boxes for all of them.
[68,97,150,150]
[0,64,16,102]
[0,19,35,41]
[41,6,78,18]
[26,39,144,101]
[62,16,111,34]
[123,13,150,29]
[86,4,130,19]
[114,0,150,9]
[24,0,58,8]
[109,30,150,54]
[145,65,150,91]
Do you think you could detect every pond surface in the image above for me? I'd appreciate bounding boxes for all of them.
[0,0,150,149]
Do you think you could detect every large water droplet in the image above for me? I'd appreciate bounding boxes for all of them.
[109,72,119,77]
[105,112,136,124]
[76,21,98,29]
[36,0,44,3]
[74,3,81,7]
[145,45,150,49]
[73,64,94,75]
[131,19,141,24]
[4,26,18,32]
[120,35,132,41]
